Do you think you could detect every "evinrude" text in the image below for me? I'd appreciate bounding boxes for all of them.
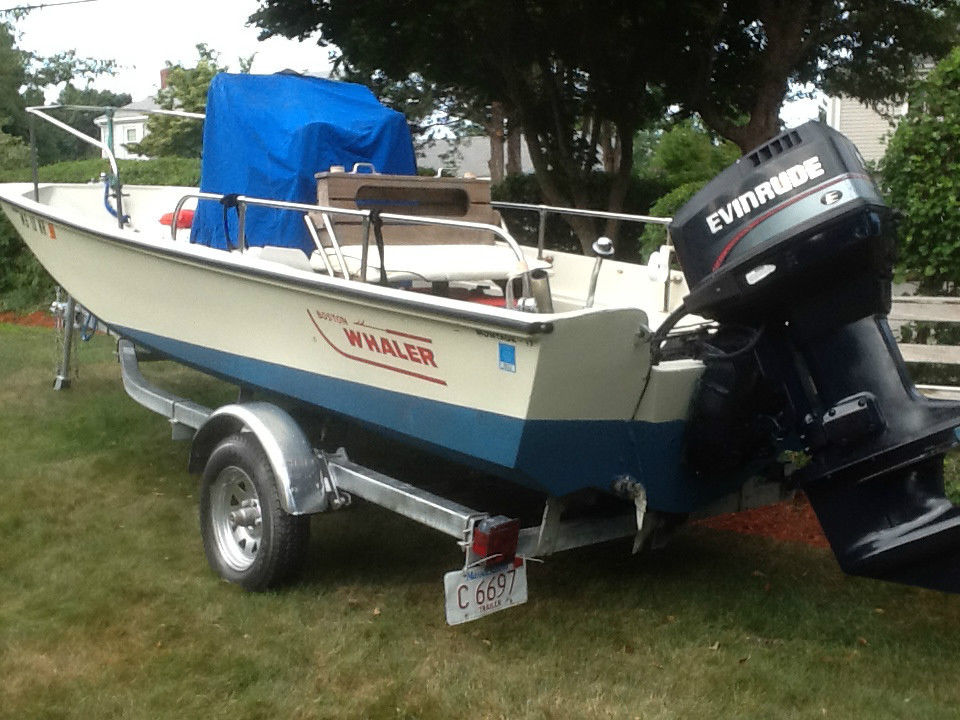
[706,156,825,234]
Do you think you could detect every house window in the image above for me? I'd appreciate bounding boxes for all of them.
[126,128,136,142]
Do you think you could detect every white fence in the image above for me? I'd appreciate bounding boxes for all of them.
[891,296,960,400]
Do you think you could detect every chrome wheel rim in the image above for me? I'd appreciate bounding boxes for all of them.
[210,465,262,572]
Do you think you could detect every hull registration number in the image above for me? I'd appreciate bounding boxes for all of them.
[443,559,528,625]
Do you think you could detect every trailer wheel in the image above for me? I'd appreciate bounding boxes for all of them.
[200,433,310,590]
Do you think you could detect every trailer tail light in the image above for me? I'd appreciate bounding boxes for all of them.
[471,515,520,566]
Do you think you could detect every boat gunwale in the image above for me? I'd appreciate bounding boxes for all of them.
[0,183,557,336]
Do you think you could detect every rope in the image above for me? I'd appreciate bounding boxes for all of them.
[101,175,129,225]
[370,209,389,285]
[220,193,240,249]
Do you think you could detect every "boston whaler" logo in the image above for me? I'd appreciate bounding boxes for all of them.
[306,308,446,386]
[706,156,825,235]
[341,327,437,367]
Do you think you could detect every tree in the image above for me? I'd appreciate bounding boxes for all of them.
[331,63,482,150]
[252,0,680,252]
[128,44,225,158]
[46,84,132,162]
[637,120,740,188]
[677,0,960,152]
[250,0,958,252]
[0,15,119,164]
[881,47,960,293]
[0,20,26,139]
[331,61,511,180]
[0,128,28,173]
[635,121,741,258]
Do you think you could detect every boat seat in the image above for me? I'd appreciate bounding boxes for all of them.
[309,243,546,283]
[245,245,315,273]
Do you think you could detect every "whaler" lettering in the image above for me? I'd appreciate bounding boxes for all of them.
[343,329,438,368]
[706,156,825,235]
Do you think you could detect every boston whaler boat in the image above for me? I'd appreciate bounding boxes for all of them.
[5,72,960,624]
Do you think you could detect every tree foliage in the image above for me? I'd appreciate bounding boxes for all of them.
[635,122,740,257]
[251,0,957,253]
[128,44,225,159]
[881,47,960,293]
[251,0,682,251]
[637,121,740,188]
[676,1,959,152]
[46,84,132,163]
[0,16,120,164]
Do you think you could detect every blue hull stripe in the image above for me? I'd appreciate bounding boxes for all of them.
[117,326,735,512]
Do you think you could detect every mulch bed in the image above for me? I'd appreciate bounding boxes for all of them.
[0,310,57,328]
[696,493,829,548]
[0,310,829,548]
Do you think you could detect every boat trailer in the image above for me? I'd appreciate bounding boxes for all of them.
[117,339,645,624]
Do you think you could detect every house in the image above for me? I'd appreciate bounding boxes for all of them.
[819,96,907,164]
[93,96,161,160]
[417,136,534,178]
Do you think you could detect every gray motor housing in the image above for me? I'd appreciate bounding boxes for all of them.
[669,121,891,323]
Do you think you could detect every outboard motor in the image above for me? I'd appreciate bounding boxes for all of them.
[668,121,960,592]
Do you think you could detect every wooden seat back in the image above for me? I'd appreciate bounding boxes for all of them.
[309,172,499,246]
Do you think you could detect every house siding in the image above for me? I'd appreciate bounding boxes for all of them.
[823,96,905,164]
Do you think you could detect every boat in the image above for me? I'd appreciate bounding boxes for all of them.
[5,72,960,616]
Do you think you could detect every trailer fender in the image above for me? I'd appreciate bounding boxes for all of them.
[188,402,328,515]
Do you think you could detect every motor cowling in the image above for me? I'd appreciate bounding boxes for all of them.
[670,121,960,593]
[670,121,893,326]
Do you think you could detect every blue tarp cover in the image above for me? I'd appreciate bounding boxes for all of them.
[191,73,416,253]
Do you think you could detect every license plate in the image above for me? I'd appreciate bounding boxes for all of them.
[443,559,528,625]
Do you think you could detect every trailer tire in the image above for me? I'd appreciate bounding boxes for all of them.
[200,432,310,591]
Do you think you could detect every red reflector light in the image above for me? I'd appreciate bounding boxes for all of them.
[472,515,520,566]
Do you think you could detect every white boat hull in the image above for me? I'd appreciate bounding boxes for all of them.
[1,183,727,511]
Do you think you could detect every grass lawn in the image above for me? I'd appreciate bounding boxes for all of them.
[3,323,960,719]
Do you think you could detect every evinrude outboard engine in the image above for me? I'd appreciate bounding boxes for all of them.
[668,121,960,592]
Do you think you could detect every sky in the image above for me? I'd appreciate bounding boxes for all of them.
[7,0,820,126]
[8,0,332,101]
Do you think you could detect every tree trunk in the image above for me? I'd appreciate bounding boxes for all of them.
[486,101,505,182]
[603,125,634,246]
[505,121,522,176]
[599,121,618,174]
[522,131,600,255]
[696,1,814,152]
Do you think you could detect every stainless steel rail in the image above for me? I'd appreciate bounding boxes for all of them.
[171,191,533,299]
[27,106,121,181]
[26,104,205,231]
[26,105,125,228]
[491,200,672,260]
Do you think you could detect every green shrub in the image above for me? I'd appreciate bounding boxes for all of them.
[881,47,960,293]
[639,180,708,259]
[0,156,200,185]
[639,121,740,188]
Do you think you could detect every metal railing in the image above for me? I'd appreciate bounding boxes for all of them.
[26,105,125,227]
[491,200,673,260]
[26,104,205,230]
[171,191,533,299]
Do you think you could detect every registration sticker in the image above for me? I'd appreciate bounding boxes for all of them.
[443,559,528,625]
[498,342,516,372]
